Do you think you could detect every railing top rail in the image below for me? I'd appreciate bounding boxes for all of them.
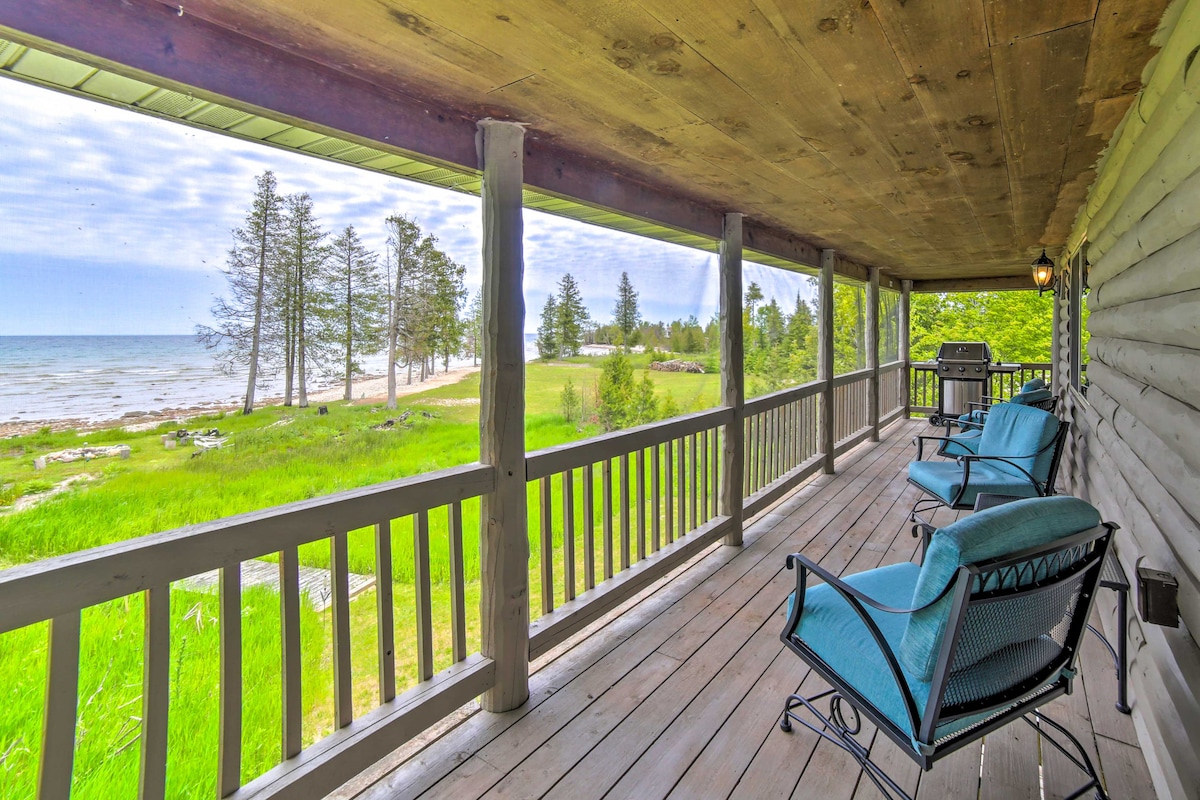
[832,367,873,388]
[880,360,905,372]
[742,379,823,416]
[0,461,495,635]
[526,406,733,481]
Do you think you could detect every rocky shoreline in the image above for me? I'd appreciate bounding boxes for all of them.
[0,364,481,440]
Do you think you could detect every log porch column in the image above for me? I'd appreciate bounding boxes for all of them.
[867,267,880,442]
[719,213,745,546]
[900,280,911,418]
[477,119,529,712]
[819,249,835,474]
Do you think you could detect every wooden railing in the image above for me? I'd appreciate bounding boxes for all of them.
[742,380,824,515]
[879,360,905,421]
[525,408,734,660]
[833,368,873,450]
[0,464,496,800]
[910,362,1052,415]
[3,367,897,798]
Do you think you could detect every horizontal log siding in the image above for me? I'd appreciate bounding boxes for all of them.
[1069,15,1200,794]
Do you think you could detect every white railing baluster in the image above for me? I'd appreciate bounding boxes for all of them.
[447,503,467,663]
[38,611,80,800]
[373,522,396,702]
[331,533,353,728]
[619,453,631,570]
[280,546,303,757]
[562,471,575,602]
[139,585,169,800]
[412,512,433,683]
[218,563,242,798]
[539,476,554,615]
[582,463,596,589]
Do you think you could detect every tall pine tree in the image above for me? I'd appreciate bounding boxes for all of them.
[326,225,386,401]
[536,295,559,360]
[196,170,284,415]
[613,271,641,350]
[555,273,588,357]
[278,192,328,408]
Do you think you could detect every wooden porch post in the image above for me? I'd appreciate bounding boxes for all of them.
[900,280,911,418]
[477,119,529,713]
[867,267,880,442]
[1068,250,1083,392]
[719,213,745,546]
[819,249,835,474]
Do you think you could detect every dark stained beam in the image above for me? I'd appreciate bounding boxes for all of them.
[912,275,1037,293]
[0,0,879,282]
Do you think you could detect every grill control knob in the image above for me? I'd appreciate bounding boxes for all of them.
[975,366,982,373]
[958,366,965,373]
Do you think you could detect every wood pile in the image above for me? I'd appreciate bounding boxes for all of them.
[649,360,705,374]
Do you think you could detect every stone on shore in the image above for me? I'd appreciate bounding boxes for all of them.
[649,359,705,374]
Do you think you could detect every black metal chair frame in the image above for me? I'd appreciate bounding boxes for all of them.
[779,522,1117,800]
[941,394,1060,439]
[907,419,1070,525]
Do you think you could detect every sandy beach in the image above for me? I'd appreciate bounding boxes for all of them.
[0,363,482,439]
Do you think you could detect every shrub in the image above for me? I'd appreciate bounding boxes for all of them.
[559,379,582,425]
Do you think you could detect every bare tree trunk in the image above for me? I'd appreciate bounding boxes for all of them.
[344,267,353,401]
[297,264,308,408]
[242,242,268,415]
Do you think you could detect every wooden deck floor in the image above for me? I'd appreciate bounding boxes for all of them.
[353,420,1154,800]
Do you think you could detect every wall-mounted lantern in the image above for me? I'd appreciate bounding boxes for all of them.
[1031,250,1056,296]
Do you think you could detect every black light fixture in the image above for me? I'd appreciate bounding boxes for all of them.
[1031,249,1056,295]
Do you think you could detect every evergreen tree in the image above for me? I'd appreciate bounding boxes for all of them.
[326,225,386,401]
[555,273,588,357]
[464,289,484,366]
[384,214,422,408]
[612,271,641,350]
[278,192,328,408]
[745,281,764,318]
[536,295,559,360]
[196,170,285,415]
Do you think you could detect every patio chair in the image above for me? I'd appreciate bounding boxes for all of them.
[937,379,1058,458]
[779,496,1116,800]
[907,402,1068,522]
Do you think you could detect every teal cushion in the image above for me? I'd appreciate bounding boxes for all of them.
[1021,378,1047,392]
[788,560,1074,748]
[898,496,1101,682]
[976,403,1060,483]
[908,459,1041,507]
[956,409,988,425]
[1010,388,1053,406]
[939,429,981,457]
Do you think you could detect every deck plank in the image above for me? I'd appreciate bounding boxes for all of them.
[355,420,1152,800]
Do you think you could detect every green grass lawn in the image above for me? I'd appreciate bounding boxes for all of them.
[0,358,720,798]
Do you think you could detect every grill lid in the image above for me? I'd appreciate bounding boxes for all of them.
[936,341,992,362]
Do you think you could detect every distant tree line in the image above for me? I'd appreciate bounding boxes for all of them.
[198,171,478,413]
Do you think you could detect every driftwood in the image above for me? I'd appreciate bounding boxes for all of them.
[649,360,705,374]
[34,445,130,469]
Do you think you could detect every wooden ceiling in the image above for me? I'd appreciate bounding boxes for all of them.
[1,0,1170,282]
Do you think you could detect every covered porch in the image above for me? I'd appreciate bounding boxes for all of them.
[0,1,1197,799]
[345,419,1153,800]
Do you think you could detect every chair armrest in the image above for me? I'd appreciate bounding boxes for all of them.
[913,434,959,460]
[958,453,1041,490]
[966,401,993,412]
[785,553,954,614]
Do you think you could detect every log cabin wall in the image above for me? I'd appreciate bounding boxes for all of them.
[1063,3,1200,796]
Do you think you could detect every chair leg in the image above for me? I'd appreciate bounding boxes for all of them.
[779,691,914,800]
[1025,711,1110,800]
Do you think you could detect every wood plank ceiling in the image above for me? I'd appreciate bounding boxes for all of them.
[12,1,1173,281]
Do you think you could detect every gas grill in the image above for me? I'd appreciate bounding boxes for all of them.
[931,342,992,425]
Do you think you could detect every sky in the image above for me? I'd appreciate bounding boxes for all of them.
[0,75,816,336]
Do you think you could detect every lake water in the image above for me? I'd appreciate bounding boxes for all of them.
[0,335,544,424]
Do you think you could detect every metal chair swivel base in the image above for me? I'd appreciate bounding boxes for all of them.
[779,690,1110,800]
